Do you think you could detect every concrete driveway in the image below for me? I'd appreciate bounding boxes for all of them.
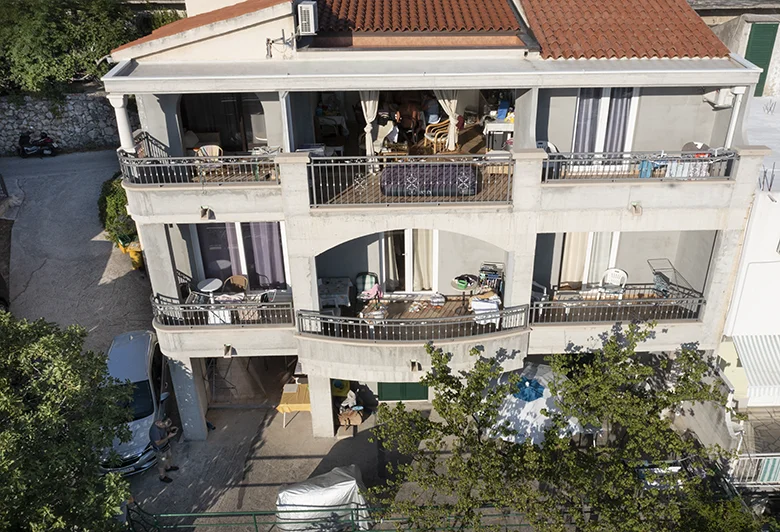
[0,150,152,352]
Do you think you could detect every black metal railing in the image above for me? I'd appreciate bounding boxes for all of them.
[296,305,528,342]
[308,154,514,206]
[542,150,737,182]
[152,295,294,327]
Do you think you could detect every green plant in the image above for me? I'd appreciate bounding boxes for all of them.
[98,173,136,246]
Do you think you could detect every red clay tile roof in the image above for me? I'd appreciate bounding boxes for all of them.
[519,0,730,59]
[113,0,288,53]
[316,0,522,33]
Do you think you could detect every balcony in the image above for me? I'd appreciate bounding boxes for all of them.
[542,150,737,183]
[297,302,528,343]
[308,154,514,207]
[152,293,294,328]
[730,454,780,487]
[529,283,705,325]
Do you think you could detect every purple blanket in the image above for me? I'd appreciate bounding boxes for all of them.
[380,163,480,197]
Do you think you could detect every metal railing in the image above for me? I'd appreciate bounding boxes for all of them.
[119,151,279,186]
[297,305,528,342]
[542,150,737,182]
[152,296,294,327]
[730,454,780,486]
[530,285,705,324]
[308,154,514,206]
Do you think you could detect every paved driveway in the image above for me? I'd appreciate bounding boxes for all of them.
[0,150,152,352]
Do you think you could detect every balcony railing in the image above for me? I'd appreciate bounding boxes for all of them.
[152,295,294,327]
[296,305,528,342]
[308,154,514,207]
[118,150,278,186]
[542,150,737,182]
[530,284,705,325]
[730,454,780,486]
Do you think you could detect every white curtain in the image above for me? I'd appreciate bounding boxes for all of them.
[560,232,588,287]
[434,89,459,151]
[587,232,613,284]
[359,91,379,156]
[384,231,401,292]
[412,229,433,291]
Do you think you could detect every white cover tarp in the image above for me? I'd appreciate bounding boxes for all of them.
[276,465,373,531]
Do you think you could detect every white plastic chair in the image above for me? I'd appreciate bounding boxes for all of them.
[599,268,628,300]
[195,144,224,178]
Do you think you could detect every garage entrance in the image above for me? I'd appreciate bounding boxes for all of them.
[202,356,297,407]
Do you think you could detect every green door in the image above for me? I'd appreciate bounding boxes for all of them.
[745,23,779,96]
[378,382,429,401]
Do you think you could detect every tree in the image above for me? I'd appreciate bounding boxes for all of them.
[0,0,138,95]
[371,325,763,531]
[0,313,132,532]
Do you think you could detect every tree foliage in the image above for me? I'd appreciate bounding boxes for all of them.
[0,313,132,531]
[0,0,138,95]
[98,173,137,246]
[372,325,763,531]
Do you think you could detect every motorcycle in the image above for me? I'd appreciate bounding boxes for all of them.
[17,131,58,157]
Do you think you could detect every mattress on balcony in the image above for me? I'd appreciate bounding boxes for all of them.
[379,163,480,197]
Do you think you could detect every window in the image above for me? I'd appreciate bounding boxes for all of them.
[573,88,638,153]
[381,229,437,292]
[128,381,155,421]
[194,222,288,290]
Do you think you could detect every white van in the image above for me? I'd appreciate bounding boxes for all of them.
[101,330,169,476]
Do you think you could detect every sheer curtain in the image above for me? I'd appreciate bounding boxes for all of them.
[197,223,241,281]
[433,90,459,151]
[244,222,286,289]
[573,88,602,153]
[412,229,433,291]
[587,232,613,284]
[359,91,379,156]
[560,232,588,287]
[604,88,633,153]
[384,231,401,291]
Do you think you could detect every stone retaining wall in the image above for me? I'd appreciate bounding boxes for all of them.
[0,91,139,156]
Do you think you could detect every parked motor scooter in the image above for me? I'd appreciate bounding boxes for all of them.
[17,131,58,157]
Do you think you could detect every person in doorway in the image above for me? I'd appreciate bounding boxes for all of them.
[149,418,179,483]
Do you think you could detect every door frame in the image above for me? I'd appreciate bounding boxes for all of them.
[379,229,440,293]
[571,88,640,153]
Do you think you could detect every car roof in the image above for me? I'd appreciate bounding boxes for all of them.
[106,330,155,383]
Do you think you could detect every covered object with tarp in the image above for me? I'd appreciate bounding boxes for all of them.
[276,465,373,531]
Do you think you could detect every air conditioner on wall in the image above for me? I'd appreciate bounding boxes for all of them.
[703,88,735,109]
[297,1,318,36]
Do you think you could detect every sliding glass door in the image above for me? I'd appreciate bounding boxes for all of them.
[181,93,268,152]
[381,229,436,293]
[194,222,287,290]
[560,231,621,287]
[572,88,638,153]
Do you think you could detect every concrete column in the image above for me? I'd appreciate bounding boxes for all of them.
[168,356,208,441]
[136,223,179,300]
[107,94,135,152]
[136,94,184,156]
[504,219,537,308]
[279,91,295,152]
[513,88,539,149]
[511,148,545,212]
[307,374,334,438]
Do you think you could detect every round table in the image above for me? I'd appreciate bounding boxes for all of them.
[197,278,223,302]
[450,275,479,315]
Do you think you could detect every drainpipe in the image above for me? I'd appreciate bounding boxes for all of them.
[725,86,747,149]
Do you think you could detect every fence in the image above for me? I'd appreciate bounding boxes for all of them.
[297,305,528,342]
[730,454,780,486]
[542,150,737,182]
[152,296,294,327]
[308,154,514,206]
[119,151,279,186]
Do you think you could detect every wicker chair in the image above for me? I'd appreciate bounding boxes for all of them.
[424,120,452,154]
[223,274,248,293]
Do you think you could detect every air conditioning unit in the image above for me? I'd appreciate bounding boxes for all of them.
[703,88,734,109]
[297,1,318,36]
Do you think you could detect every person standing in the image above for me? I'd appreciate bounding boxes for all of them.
[149,418,179,483]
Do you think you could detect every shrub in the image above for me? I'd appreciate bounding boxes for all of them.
[98,172,137,246]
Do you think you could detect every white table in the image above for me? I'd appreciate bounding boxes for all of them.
[318,277,353,308]
[483,119,514,150]
[197,278,230,324]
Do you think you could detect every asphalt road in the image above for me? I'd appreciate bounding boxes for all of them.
[0,150,153,353]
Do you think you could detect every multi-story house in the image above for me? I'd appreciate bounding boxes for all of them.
[103,0,768,440]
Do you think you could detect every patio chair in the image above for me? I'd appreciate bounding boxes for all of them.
[195,144,224,180]
[424,120,451,154]
[223,274,248,294]
[598,268,628,300]
[355,272,379,294]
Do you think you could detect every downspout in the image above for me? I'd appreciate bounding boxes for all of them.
[725,86,747,149]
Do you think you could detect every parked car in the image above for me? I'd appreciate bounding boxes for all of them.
[101,330,169,476]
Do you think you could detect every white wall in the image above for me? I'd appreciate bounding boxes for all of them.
[616,231,681,284]
[536,88,577,151]
[725,192,780,336]
[186,0,243,16]
[674,230,717,293]
[315,233,383,282]
[437,231,508,295]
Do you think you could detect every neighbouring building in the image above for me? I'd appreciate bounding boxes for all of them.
[103,0,768,440]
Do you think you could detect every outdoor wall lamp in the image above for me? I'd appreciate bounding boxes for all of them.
[223,344,233,358]
[200,206,211,219]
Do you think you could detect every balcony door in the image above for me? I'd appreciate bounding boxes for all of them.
[380,229,438,293]
[572,88,639,153]
[560,231,621,287]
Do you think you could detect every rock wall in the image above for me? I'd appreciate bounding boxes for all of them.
[0,91,139,156]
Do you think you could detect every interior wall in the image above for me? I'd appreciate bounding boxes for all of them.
[437,231,507,295]
[536,88,578,151]
[137,94,184,156]
[316,234,383,283]
[632,88,729,151]
[169,223,194,282]
[456,89,480,116]
[675,231,717,293]
[615,231,681,284]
